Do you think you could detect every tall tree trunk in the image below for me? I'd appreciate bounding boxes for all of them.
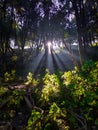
[72,0,85,65]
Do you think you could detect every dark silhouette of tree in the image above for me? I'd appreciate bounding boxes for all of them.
[0,0,98,68]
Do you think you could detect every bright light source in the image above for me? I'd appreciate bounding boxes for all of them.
[47,41,52,54]
[47,41,51,47]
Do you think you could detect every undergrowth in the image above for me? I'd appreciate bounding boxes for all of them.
[0,60,98,130]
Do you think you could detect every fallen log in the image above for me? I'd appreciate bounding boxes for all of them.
[8,84,26,90]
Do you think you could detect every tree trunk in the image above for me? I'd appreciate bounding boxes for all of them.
[63,39,78,67]
[72,0,86,65]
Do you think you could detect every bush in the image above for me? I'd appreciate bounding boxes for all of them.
[0,60,98,129]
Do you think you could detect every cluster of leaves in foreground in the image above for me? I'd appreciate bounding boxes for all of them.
[0,72,39,120]
[27,60,98,130]
[0,60,98,130]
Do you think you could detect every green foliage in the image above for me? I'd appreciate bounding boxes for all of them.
[41,72,60,102]
[0,88,25,120]
[25,72,39,86]
[61,60,98,128]
[11,55,18,62]
[4,70,16,82]
[10,61,98,129]
[81,60,95,72]
[27,110,42,130]
[62,70,73,86]
[0,87,9,104]
[49,102,66,119]
[0,87,8,96]
[47,102,69,130]
[8,90,24,106]
[0,60,98,129]
[27,102,69,130]
[64,33,69,38]
[90,42,98,46]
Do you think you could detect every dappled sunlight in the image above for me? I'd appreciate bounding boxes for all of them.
[41,71,60,101]
[53,47,61,54]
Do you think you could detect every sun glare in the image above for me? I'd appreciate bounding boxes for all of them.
[47,41,51,47]
[47,41,52,54]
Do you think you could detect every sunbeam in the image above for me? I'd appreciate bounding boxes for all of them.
[47,41,52,54]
